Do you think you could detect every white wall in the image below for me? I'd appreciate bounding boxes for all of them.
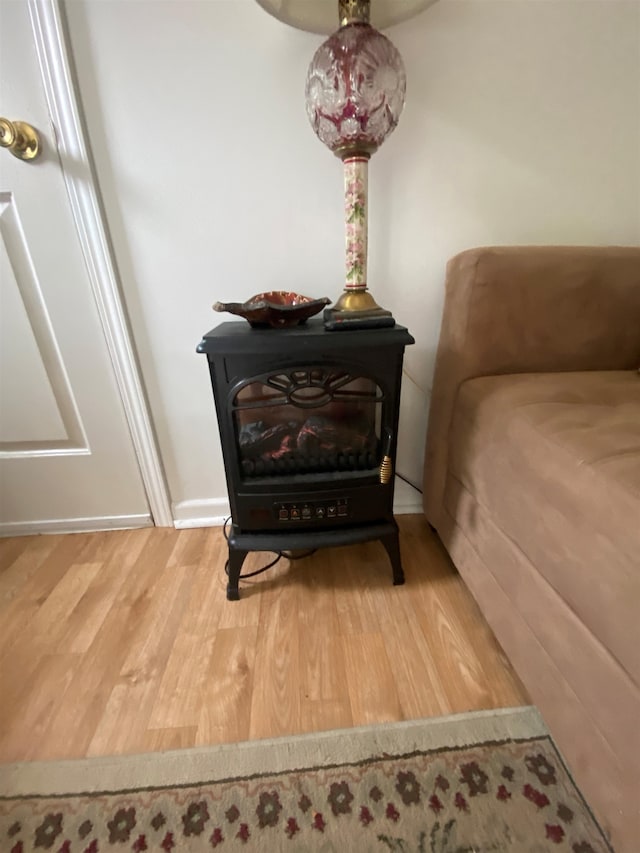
[64,0,640,523]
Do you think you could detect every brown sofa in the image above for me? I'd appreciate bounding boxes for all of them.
[423,246,640,851]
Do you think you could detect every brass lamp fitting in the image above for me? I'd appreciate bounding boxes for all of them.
[339,0,370,27]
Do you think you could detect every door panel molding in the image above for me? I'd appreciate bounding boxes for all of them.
[0,192,90,456]
[26,0,173,525]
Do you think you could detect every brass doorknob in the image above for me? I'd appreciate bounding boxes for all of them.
[0,117,41,161]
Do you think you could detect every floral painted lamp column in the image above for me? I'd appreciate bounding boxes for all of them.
[305,0,406,328]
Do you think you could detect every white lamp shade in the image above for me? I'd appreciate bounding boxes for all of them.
[254,0,438,34]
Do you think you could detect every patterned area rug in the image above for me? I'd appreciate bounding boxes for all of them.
[0,708,612,852]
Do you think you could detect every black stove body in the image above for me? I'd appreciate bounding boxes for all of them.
[197,319,414,599]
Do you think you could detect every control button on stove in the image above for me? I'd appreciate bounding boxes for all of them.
[278,508,289,521]
[290,507,301,520]
[315,506,325,518]
[338,504,348,517]
[327,505,337,518]
[302,506,311,519]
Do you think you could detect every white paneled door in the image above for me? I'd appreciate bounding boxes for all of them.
[0,1,152,534]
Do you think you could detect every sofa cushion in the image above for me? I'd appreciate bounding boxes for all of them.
[448,370,640,684]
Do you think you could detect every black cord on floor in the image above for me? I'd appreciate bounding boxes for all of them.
[225,553,282,580]
[222,517,316,580]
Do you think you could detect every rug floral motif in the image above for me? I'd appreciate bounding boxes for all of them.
[0,735,612,852]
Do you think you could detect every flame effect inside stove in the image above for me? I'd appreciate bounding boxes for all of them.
[238,414,378,477]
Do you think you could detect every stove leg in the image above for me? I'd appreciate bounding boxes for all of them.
[380,527,404,586]
[226,548,248,601]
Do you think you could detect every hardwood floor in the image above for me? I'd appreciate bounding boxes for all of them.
[0,515,528,763]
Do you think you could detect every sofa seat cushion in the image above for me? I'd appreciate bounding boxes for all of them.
[448,370,640,684]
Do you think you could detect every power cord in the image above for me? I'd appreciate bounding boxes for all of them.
[222,517,316,580]
[395,471,423,494]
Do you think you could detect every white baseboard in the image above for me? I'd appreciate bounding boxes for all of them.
[1,485,422,537]
[172,498,231,529]
[392,477,423,515]
[172,478,423,529]
[0,514,152,537]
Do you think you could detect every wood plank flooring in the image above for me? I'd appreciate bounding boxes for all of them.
[0,515,528,762]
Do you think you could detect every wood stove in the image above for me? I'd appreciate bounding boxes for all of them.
[197,319,414,599]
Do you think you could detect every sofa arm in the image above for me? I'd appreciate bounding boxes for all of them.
[423,245,640,529]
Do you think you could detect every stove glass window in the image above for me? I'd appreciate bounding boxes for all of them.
[232,368,383,478]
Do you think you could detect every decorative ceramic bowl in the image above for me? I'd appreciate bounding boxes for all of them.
[213,292,331,328]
